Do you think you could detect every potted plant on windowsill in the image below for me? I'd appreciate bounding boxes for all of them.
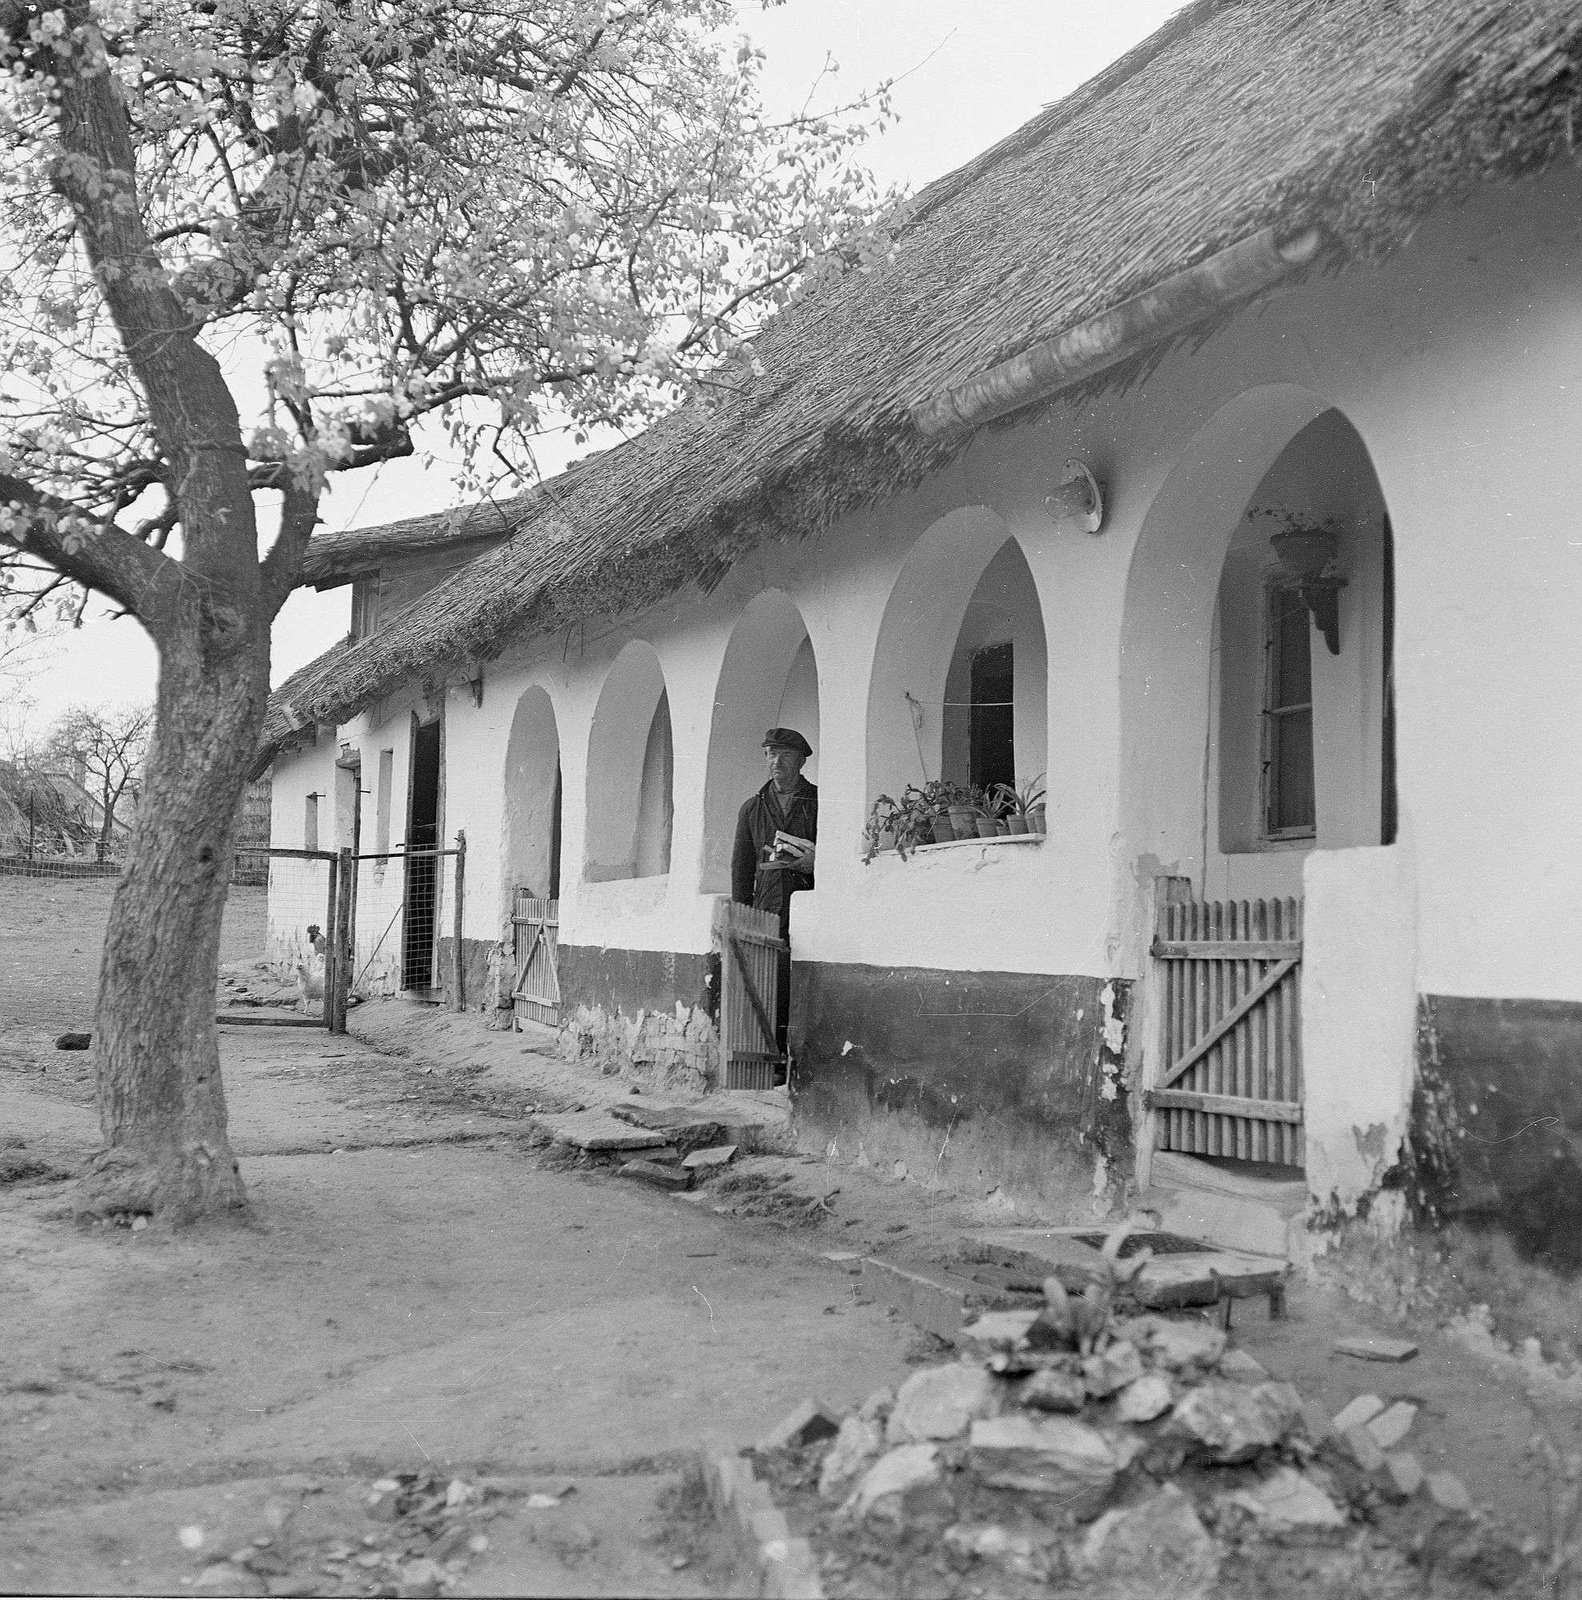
[863,785,937,862]
[975,786,1010,838]
[994,775,1046,836]
[946,782,979,841]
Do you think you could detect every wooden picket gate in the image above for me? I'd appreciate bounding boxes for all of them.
[511,891,560,1028]
[1145,893,1304,1166]
[714,898,783,1091]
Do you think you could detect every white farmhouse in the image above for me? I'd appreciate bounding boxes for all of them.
[257,0,1582,1265]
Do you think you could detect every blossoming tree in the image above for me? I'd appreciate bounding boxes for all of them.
[0,0,889,1220]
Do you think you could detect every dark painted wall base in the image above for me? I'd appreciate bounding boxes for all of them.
[437,936,495,1015]
[1415,993,1582,1271]
[558,944,717,1020]
[790,962,1131,1212]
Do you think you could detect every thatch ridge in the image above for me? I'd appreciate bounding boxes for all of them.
[257,0,1582,774]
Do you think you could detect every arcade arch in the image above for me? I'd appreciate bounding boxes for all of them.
[500,686,562,910]
[584,641,674,882]
[700,590,819,894]
[1119,386,1395,913]
[866,505,1048,810]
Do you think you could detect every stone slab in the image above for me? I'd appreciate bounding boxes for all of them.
[1335,1334,1419,1362]
[535,1111,669,1152]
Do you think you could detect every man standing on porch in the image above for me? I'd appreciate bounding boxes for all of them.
[731,728,817,1074]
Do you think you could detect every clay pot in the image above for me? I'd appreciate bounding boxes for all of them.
[975,817,998,839]
[948,805,976,840]
[931,816,956,845]
[1028,806,1047,835]
[1006,815,1029,835]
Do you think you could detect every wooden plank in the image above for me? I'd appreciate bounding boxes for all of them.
[728,936,779,1057]
[1159,957,1298,1089]
[1151,939,1302,960]
[1146,1088,1303,1123]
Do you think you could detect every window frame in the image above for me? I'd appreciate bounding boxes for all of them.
[1260,579,1317,843]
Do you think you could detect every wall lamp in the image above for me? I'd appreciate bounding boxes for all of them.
[1270,523,1346,655]
[1044,459,1104,534]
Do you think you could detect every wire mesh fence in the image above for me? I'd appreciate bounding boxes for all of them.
[0,850,124,880]
[345,844,465,1001]
[251,849,337,1023]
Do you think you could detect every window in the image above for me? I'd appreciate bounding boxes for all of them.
[1262,583,1315,838]
[968,642,1015,795]
[351,574,382,639]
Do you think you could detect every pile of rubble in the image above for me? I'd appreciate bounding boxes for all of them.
[750,1257,1526,1598]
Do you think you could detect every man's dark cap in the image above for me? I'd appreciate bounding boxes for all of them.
[762,727,812,758]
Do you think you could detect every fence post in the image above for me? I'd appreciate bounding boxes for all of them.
[452,830,466,1012]
[332,846,353,1033]
[323,852,339,1031]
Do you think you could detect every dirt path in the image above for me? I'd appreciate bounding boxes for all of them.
[3,875,1578,1595]
[0,1025,916,1595]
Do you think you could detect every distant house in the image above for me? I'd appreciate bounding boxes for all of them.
[257,0,1582,1263]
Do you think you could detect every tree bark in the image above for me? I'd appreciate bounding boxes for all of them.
[78,611,269,1222]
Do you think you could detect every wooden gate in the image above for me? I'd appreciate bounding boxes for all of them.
[1146,894,1304,1165]
[714,899,783,1091]
[511,891,560,1028]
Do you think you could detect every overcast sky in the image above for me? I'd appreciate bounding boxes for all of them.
[18,1,1184,726]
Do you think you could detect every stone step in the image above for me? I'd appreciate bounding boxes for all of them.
[1141,1152,1308,1258]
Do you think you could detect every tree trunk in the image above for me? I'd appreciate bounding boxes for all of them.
[78,615,269,1222]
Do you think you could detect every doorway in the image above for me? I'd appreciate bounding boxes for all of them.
[403,717,441,991]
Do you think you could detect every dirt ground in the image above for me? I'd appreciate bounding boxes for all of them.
[3,875,1582,1596]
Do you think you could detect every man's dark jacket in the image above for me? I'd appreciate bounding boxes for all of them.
[731,777,818,930]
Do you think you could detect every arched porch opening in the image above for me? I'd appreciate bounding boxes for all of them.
[1121,384,1398,1177]
[865,505,1048,812]
[500,686,562,909]
[584,641,674,883]
[700,590,818,894]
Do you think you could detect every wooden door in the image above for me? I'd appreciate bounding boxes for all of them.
[714,898,783,1091]
[1146,894,1303,1166]
[511,892,560,1027]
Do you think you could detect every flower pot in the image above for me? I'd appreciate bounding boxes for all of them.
[975,817,998,839]
[995,819,1010,836]
[1028,806,1047,836]
[1006,814,1029,835]
[948,805,976,840]
[931,816,956,845]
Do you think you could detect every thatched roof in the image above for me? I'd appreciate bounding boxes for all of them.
[300,499,518,588]
[258,0,1582,772]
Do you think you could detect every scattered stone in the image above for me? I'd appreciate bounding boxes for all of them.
[55,1031,91,1050]
[818,1415,884,1498]
[1335,1334,1418,1363]
[1332,1393,1386,1433]
[846,1443,941,1518]
[961,1309,1039,1349]
[614,1158,691,1191]
[396,1557,444,1597]
[1427,1470,1472,1514]
[943,1522,1056,1581]
[1078,1483,1219,1597]
[1343,1423,1387,1472]
[1116,1372,1174,1423]
[178,1525,205,1552]
[1237,1465,1348,1528]
[1298,1399,1333,1442]
[1383,1450,1425,1500]
[681,1144,737,1170]
[1366,1400,1418,1450]
[366,1485,401,1521]
[130,1215,149,1232]
[857,1386,895,1422]
[1218,1348,1269,1382]
[968,1415,1117,1515]
[887,1362,1000,1443]
[1082,1339,1143,1397]
[1171,1380,1299,1464]
[758,1397,841,1452]
[1018,1367,1087,1413]
[820,1250,863,1263]
[1127,1315,1226,1373]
